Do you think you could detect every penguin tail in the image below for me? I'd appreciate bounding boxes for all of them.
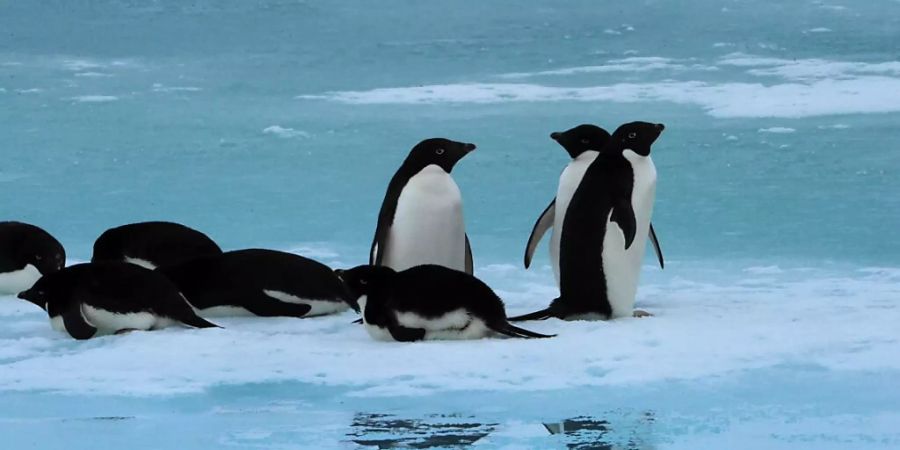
[507,307,554,322]
[495,323,555,339]
[182,315,222,329]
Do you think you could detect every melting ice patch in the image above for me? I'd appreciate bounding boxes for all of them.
[0,265,898,397]
[758,127,796,134]
[500,57,714,79]
[68,95,119,103]
[262,125,310,139]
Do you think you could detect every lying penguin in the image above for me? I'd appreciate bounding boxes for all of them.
[159,249,358,318]
[18,262,219,340]
[92,221,222,270]
[0,221,66,295]
[337,264,553,342]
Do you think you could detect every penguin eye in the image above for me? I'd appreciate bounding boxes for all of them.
[628,132,637,139]
[580,138,590,144]
[435,148,445,155]
[359,279,368,285]
[35,255,43,261]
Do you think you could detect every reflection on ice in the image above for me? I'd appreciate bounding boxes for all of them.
[348,413,496,448]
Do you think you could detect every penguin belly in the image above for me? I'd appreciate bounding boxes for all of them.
[384,165,466,272]
[551,151,598,285]
[601,154,657,318]
[396,309,490,341]
[0,264,42,295]
[49,304,168,336]
[358,295,395,342]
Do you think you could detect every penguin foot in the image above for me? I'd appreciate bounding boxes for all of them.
[633,309,653,318]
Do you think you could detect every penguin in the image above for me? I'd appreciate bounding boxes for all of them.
[92,221,222,270]
[17,262,219,340]
[158,249,358,318]
[511,121,665,321]
[523,124,665,286]
[370,138,476,275]
[337,264,553,342]
[0,221,66,295]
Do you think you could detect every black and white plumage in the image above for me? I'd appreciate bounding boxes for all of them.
[92,221,222,270]
[511,121,665,321]
[523,124,664,285]
[0,221,66,295]
[159,249,357,318]
[338,264,553,342]
[370,138,476,275]
[17,262,219,340]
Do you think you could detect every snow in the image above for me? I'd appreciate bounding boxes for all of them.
[1,265,897,398]
[302,54,900,118]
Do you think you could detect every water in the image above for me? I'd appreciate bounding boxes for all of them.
[2,0,899,448]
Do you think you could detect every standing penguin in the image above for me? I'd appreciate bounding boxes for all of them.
[92,221,222,270]
[159,249,357,318]
[511,122,665,321]
[370,138,476,274]
[0,221,66,295]
[523,125,665,285]
[17,262,219,340]
[337,264,552,342]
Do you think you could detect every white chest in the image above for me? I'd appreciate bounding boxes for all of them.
[0,264,42,295]
[601,153,657,318]
[385,165,467,272]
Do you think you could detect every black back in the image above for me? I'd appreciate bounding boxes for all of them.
[369,138,476,266]
[555,121,665,317]
[18,262,197,319]
[550,124,611,158]
[92,221,222,268]
[0,221,65,275]
[159,249,349,309]
[341,264,507,327]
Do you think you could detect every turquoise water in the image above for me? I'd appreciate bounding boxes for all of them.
[2,1,900,448]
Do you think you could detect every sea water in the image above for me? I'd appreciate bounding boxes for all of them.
[1,1,899,448]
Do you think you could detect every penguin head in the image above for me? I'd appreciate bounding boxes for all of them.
[17,272,54,310]
[334,265,397,308]
[404,138,476,173]
[550,124,611,158]
[17,231,66,276]
[610,122,665,156]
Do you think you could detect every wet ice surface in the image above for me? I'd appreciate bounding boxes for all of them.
[2,263,899,448]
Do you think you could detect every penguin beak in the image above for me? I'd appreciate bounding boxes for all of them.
[550,132,561,141]
[655,123,665,132]
[463,143,476,153]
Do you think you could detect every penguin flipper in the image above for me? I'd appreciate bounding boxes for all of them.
[507,307,554,322]
[180,314,221,329]
[388,324,426,342]
[649,223,664,269]
[495,323,555,339]
[524,199,555,269]
[464,234,474,275]
[611,201,637,250]
[62,303,98,340]
[351,318,363,324]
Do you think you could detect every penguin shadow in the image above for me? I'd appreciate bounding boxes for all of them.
[542,412,657,450]
[346,412,497,449]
